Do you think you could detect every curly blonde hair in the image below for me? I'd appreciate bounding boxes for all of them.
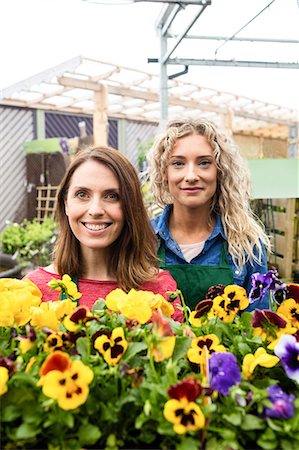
[149,117,271,269]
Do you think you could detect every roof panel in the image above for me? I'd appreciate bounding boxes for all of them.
[0,55,297,139]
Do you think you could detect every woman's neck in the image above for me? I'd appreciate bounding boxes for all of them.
[169,204,216,244]
[80,248,116,281]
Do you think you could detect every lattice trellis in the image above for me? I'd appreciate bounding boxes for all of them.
[36,185,58,223]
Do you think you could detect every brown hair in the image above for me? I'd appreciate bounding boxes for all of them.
[54,146,158,290]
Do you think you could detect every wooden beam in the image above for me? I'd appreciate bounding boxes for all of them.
[93,85,108,146]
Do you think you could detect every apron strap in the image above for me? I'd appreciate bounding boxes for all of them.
[157,239,166,263]
[219,241,230,267]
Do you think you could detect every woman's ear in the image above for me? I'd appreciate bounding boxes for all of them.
[64,200,69,216]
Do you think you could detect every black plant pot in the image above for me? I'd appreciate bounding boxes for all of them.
[0,253,23,279]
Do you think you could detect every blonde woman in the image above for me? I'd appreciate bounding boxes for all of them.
[149,117,271,310]
[25,146,183,322]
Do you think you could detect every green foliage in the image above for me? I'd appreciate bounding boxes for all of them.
[0,218,58,267]
[0,279,298,449]
[137,139,153,172]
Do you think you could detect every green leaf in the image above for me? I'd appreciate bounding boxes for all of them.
[176,436,199,450]
[78,423,101,445]
[76,336,90,361]
[223,412,242,426]
[1,404,22,422]
[172,336,191,360]
[15,422,39,440]
[123,341,148,362]
[241,414,265,430]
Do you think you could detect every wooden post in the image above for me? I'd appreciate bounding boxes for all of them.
[93,84,108,146]
[284,198,296,280]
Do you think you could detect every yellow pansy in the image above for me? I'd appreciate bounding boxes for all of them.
[242,347,279,380]
[0,278,42,327]
[164,397,205,434]
[94,327,128,366]
[151,336,176,362]
[187,334,226,365]
[30,303,60,331]
[0,366,9,396]
[38,359,93,410]
[105,288,129,311]
[47,274,82,302]
[19,337,35,354]
[277,299,299,329]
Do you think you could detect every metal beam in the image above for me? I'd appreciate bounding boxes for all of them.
[167,34,299,44]
[167,58,299,69]
[162,3,210,64]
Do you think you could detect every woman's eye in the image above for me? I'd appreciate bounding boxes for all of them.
[105,192,120,201]
[75,191,88,199]
[200,160,212,167]
[172,160,184,167]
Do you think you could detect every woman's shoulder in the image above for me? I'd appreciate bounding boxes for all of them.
[24,265,58,282]
[156,269,177,289]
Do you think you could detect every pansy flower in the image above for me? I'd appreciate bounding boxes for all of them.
[106,289,152,324]
[274,334,299,383]
[94,327,128,366]
[209,352,241,395]
[38,351,93,410]
[0,366,9,396]
[164,377,205,434]
[212,285,249,322]
[30,303,61,331]
[277,299,299,328]
[0,355,16,375]
[43,332,69,352]
[150,310,176,362]
[251,309,297,349]
[18,325,37,354]
[189,300,213,327]
[63,305,92,332]
[264,384,295,419]
[0,278,42,326]
[249,270,285,304]
[187,334,226,366]
[242,347,279,380]
[286,283,299,302]
[47,274,82,303]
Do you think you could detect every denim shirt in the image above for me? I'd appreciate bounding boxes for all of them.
[151,205,269,311]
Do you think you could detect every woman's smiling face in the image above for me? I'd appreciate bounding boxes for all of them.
[167,133,218,211]
[65,159,124,253]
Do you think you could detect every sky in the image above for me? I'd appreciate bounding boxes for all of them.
[0,0,298,112]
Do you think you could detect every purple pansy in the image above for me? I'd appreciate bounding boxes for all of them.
[209,352,241,395]
[249,270,286,304]
[264,384,295,419]
[274,334,299,383]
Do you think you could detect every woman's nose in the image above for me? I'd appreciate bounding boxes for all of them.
[184,164,199,182]
[88,197,104,216]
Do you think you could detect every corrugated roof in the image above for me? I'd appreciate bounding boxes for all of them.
[1,55,297,139]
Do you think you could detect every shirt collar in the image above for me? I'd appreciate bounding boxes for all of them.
[154,205,227,242]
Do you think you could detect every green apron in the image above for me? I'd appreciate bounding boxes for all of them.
[158,242,234,310]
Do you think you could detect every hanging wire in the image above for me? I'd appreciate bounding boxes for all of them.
[214,0,277,57]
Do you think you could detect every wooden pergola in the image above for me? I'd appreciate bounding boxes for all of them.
[1,55,298,146]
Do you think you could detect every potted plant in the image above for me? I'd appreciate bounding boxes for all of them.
[0,270,298,449]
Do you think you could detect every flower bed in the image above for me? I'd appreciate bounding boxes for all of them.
[0,272,298,450]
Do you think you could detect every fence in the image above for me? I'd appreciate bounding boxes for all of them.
[253,198,299,281]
